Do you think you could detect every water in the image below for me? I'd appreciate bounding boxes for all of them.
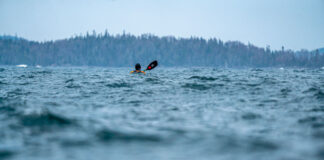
[0,66,324,160]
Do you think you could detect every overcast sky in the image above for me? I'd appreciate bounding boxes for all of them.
[0,0,323,50]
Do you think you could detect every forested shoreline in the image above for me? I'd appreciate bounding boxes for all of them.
[0,32,323,67]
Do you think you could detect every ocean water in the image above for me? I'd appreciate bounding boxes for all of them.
[0,66,324,160]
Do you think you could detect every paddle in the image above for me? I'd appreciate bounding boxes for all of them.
[145,60,158,71]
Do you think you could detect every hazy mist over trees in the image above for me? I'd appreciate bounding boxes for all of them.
[0,32,323,68]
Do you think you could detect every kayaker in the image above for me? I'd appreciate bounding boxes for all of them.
[130,63,146,74]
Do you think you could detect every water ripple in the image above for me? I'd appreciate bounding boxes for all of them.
[0,67,323,160]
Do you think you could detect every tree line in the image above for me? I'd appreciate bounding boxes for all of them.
[0,32,323,67]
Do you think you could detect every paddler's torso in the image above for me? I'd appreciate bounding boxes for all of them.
[130,70,146,74]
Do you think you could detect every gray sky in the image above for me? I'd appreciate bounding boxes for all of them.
[0,0,323,50]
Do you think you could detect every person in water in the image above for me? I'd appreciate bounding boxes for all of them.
[130,63,146,74]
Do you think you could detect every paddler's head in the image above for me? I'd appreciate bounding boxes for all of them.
[135,63,141,71]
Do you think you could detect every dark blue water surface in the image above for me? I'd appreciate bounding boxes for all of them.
[0,66,324,160]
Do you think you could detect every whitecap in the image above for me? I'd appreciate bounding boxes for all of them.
[16,64,27,68]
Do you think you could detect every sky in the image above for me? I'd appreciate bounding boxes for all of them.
[0,0,323,50]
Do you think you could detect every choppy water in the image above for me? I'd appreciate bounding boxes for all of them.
[0,66,324,160]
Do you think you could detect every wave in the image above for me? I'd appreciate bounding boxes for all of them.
[303,87,319,93]
[0,81,7,85]
[18,82,31,86]
[18,74,35,79]
[246,83,261,87]
[280,88,292,96]
[65,78,74,83]
[65,83,81,89]
[145,77,161,84]
[261,99,278,103]
[31,70,52,75]
[6,89,31,97]
[0,103,17,114]
[298,116,319,123]
[182,83,211,90]
[105,82,130,88]
[310,108,324,112]
[60,139,91,147]
[298,116,324,129]
[20,111,73,128]
[189,76,218,81]
[16,64,27,68]
[293,69,306,73]
[262,77,277,85]
[303,87,324,100]
[313,130,324,139]
[251,68,263,72]
[65,78,81,88]
[96,129,161,142]
[247,139,279,151]
[15,71,52,80]
[182,83,224,90]
[0,97,22,117]
[241,112,262,120]
[314,90,324,100]
[0,150,15,159]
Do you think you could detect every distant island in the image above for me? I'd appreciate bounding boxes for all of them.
[0,32,323,68]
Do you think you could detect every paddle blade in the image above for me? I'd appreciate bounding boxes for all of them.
[146,60,158,70]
